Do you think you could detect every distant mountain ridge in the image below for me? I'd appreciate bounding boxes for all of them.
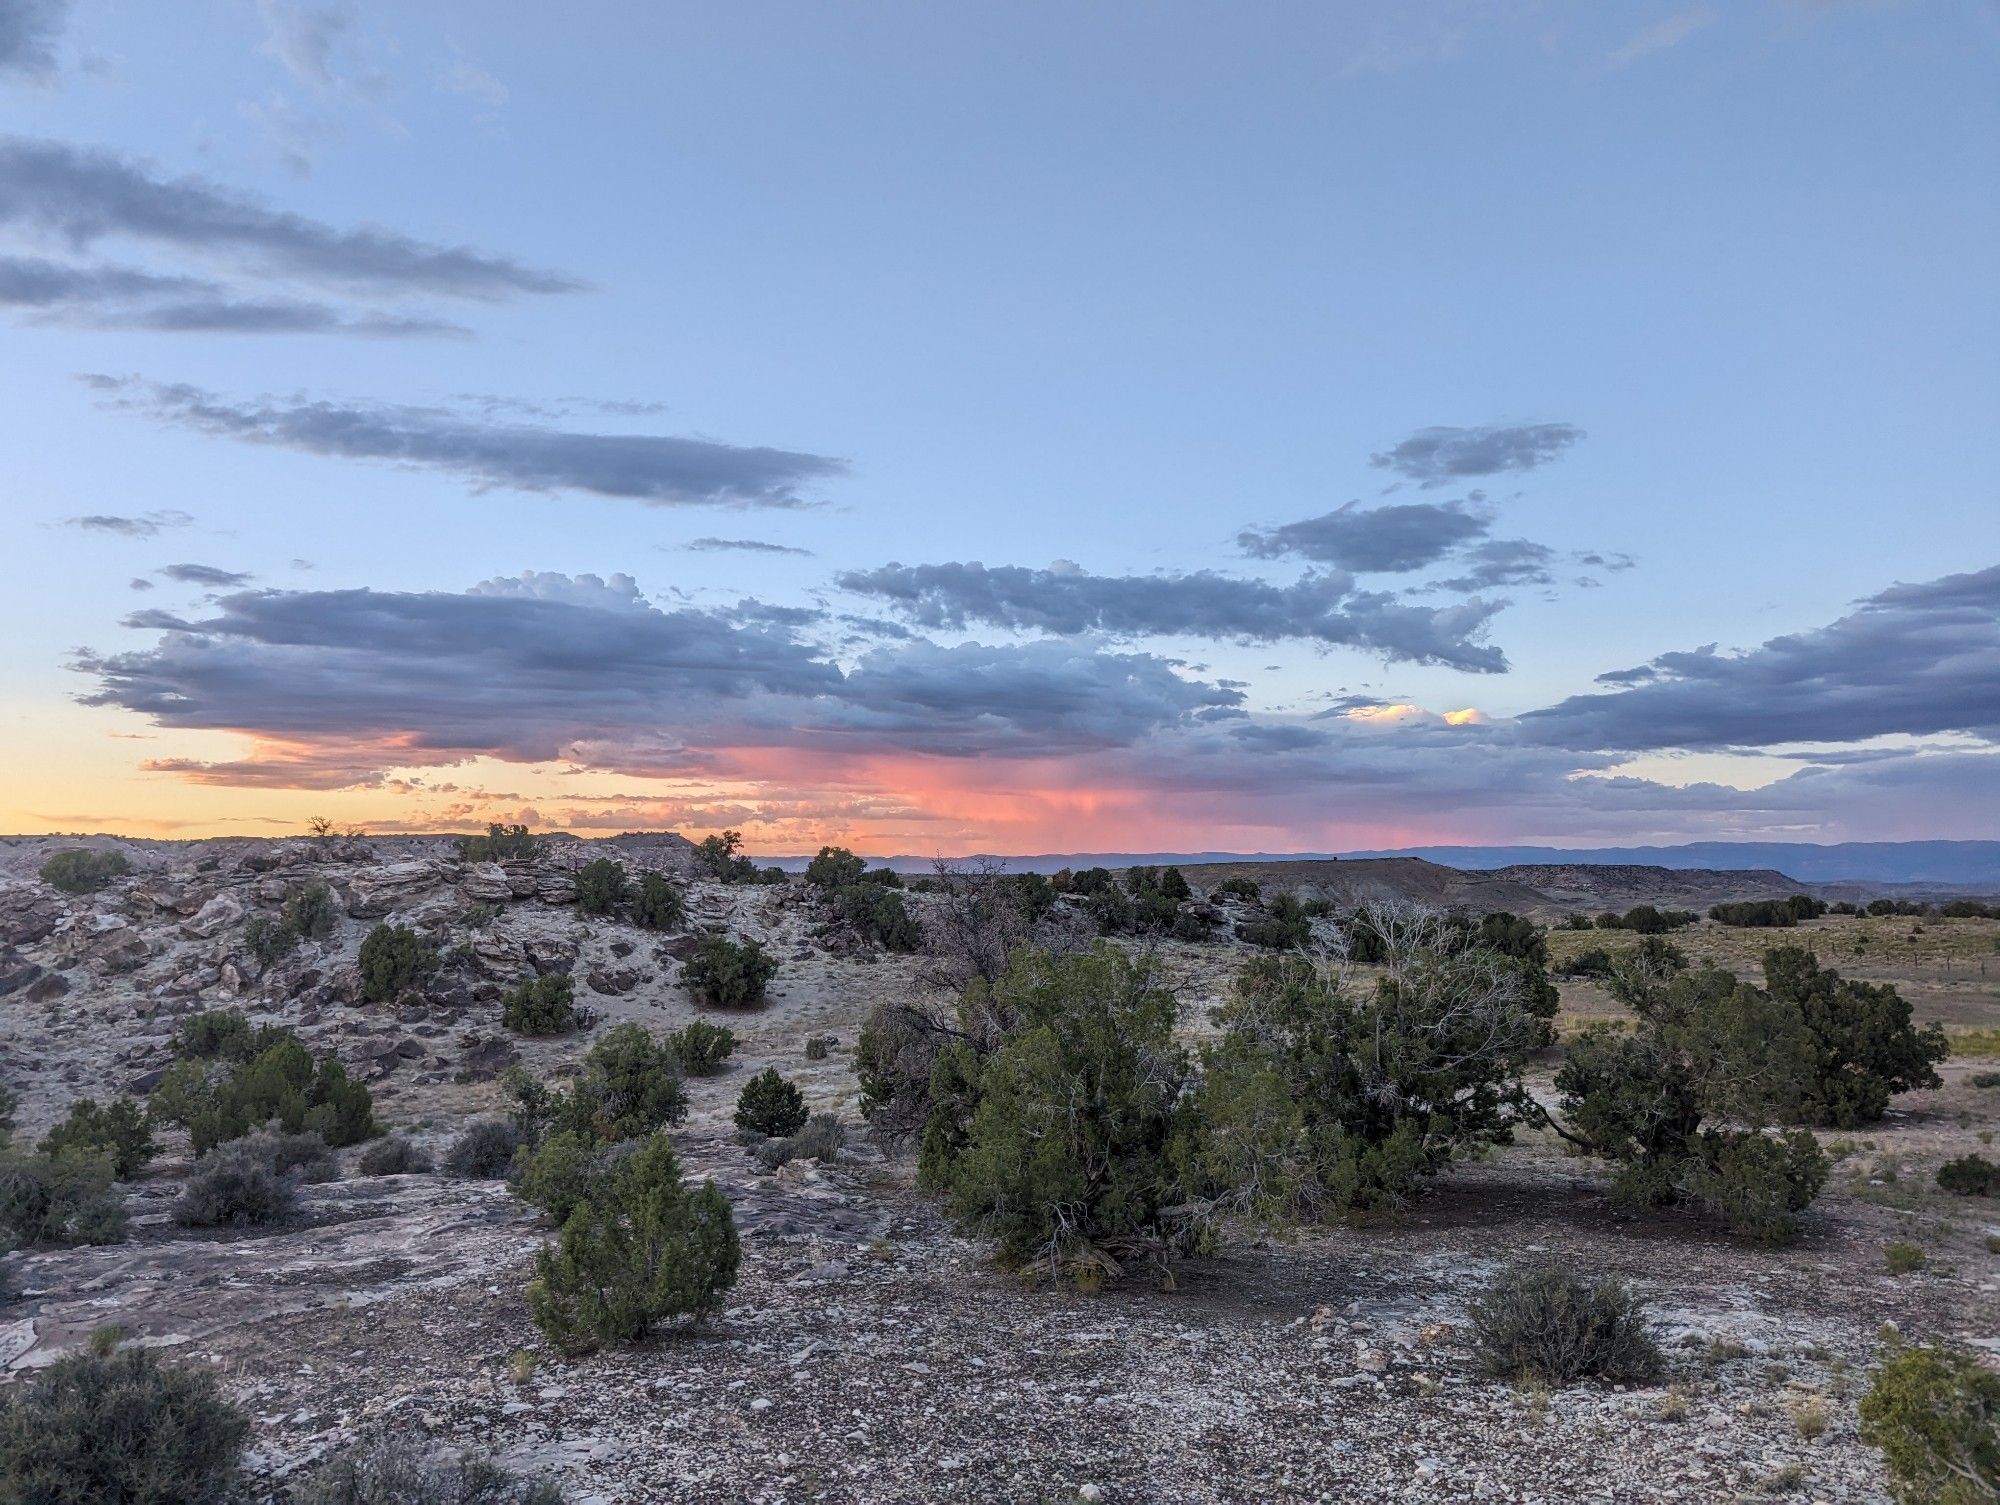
[764,840,2000,888]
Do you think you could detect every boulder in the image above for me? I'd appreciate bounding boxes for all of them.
[181,894,245,939]
[534,870,577,905]
[0,958,44,998]
[457,1034,520,1083]
[23,972,68,1003]
[343,860,445,919]
[132,877,206,916]
[585,965,644,997]
[499,860,541,898]
[470,932,530,980]
[0,887,59,947]
[459,863,515,904]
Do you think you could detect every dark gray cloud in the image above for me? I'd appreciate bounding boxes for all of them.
[686,537,815,557]
[158,563,253,586]
[98,380,846,509]
[834,560,1509,672]
[1372,423,1584,486]
[1523,564,2000,751]
[1238,499,1489,572]
[62,509,193,538]
[1426,537,1557,592]
[0,253,465,335]
[0,136,578,298]
[0,0,67,79]
[74,573,1237,786]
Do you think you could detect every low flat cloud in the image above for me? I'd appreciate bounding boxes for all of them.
[1371,422,1584,486]
[1426,537,1558,592]
[1523,564,2000,751]
[158,562,253,586]
[835,559,1510,672]
[62,509,193,538]
[1239,499,1489,572]
[0,255,459,334]
[686,537,815,557]
[96,380,847,509]
[0,0,67,80]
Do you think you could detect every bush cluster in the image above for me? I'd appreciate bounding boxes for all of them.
[290,1436,565,1505]
[505,1022,687,1145]
[1591,905,1698,933]
[665,1020,735,1076]
[39,1097,155,1179]
[1859,1337,2000,1505]
[682,934,778,1008]
[805,845,867,889]
[244,881,342,967]
[359,1135,433,1176]
[734,1068,809,1139]
[443,1118,527,1179]
[0,1145,127,1250]
[502,973,578,1037]
[631,871,685,931]
[1937,1154,2000,1197]
[37,848,130,895]
[830,882,920,951]
[456,823,539,861]
[574,857,627,917]
[173,1137,303,1228]
[1708,895,1828,928]
[151,1016,377,1153]
[359,923,440,1003]
[754,1112,845,1171]
[1236,892,1314,949]
[0,1338,250,1505]
[1468,1263,1662,1388]
[692,829,784,885]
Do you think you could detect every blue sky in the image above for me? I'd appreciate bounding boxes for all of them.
[2,0,1996,851]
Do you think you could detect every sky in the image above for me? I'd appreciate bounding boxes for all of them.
[1,0,1996,855]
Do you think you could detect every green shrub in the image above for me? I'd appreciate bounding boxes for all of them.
[804,1034,830,1061]
[291,1436,564,1505]
[683,935,778,1008]
[1939,1154,2000,1197]
[754,1113,845,1171]
[282,880,340,941]
[39,1097,155,1179]
[665,1020,734,1076]
[574,858,627,917]
[1469,1264,1662,1388]
[151,1030,377,1153]
[244,912,299,967]
[864,865,904,889]
[805,845,867,889]
[1236,893,1312,949]
[734,1068,808,1138]
[511,1131,607,1225]
[1564,946,1615,978]
[358,1136,433,1176]
[443,1118,527,1178]
[1859,1337,2000,1505]
[1972,1071,2000,1090]
[502,973,578,1037]
[358,924,440,1003]
[1217,876,1260,900]
[170,1009,259,1061]
[38,848,130,895]
[1199,918,1558,1216]
[505,1023,685,1144]
[173,1141,299,1228]
[928,946,1218,1285]
[0,1340,249,1504]
[0,1147,127,1250]
[455,823,539,861]
[1885,1241,1928,1275]
[693,829,762,884]
[631,872,685,931]
[526,1133,740,1354]
[831,883,920,951]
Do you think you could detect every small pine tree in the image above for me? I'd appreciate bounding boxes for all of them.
[37,848,130,895]
[733,1068,808,1138]
[38,1098,155,1179]
[574,858,628,917]
[503,973,578,1037]
[666,1020,735,1076]
[358,923,439,1003]
[682,935,778,1008]
[631,872,686,931]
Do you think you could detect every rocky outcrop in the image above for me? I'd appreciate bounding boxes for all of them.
[343,861,447,918]
[180,893,245,939]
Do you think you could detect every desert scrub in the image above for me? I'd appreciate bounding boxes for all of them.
[244,911,300,966]
[150,1026,377,1152]
[292,1434,565,1504]
[1787,1391,1831,1441]
[1858,1336,2000,1505]
[511,1131,606,1225]
[0,1146,128,1250]
[1884,1241,1928,1275]
[804,1033,830,1060]
[173,1140,301,1228]
[631,871,685,931]
[682,934,778,1008]
[358,1135,434,1176]
[282,879,340,941]
[37,1096,155,1179]
[443,1118,528,1178]
[526,1132,740,1355]
[505,1023,685,1144]
[1468,1263,1663,1388]
[37,847,130,895]
[502,973,579,1037]
[734,1068,809,1139]
[1938,1153,2000,1197]
[358,922,440,1002]
[0,1337,250,1504]
[755,1113,846,1171]
[666,1020,735,1076]
[574,857,628,917]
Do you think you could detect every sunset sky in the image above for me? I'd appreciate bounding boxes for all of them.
[2,1,1996,855]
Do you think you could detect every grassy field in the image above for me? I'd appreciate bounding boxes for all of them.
[1545,914,2000,1049]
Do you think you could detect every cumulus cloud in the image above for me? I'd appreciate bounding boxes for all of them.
[686,537,815,557]
[1523,564,2000,751]
[95,380,846,509]
[72,574,1238,786]
[1371,423,1584,487]
[158,563,253,586]
[1238,499,1489,572]
[0,0,67,80]
[62,509,193,538]
[835,560,1510,672]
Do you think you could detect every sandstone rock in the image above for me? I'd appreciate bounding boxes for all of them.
[459,863,514,903]
[181,894,245,939]
[499,860,541,898]
[457,1034,520,1082]
[534,870,577,905]
[24,971,69,1003]
[0,887,59,947]
[471,932,530,979]
[132,877,206,915]
[343,861,445,919]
